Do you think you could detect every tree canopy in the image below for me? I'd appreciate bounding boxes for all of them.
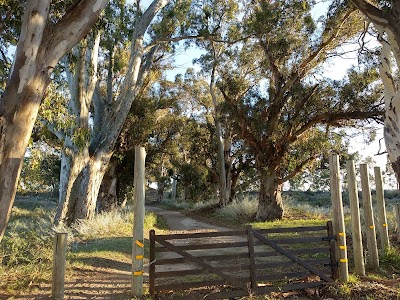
[0,0,391,238]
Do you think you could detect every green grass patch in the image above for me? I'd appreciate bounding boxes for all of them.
[0,200,55,292]
[251,218,327,229]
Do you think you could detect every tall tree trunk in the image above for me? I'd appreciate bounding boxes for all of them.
[56,151,112,225]
[71,154,111,222]
[156,158,166,202]
[157,182,165,202]
[351,1,400,184]
[171,177,177,201]
[378,28,400,184]
[98,159,118,212]
[54,149,89,225]
[256,170,284,221]
[210,61,228,206]
[0,0,109,242]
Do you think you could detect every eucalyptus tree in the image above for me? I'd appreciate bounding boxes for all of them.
[218,0,384,221]
[115,74,186,204]
[350,0,400,185]
[170,69,255,202]
[0,0,109,242]
[50,0,172,226]
[189,0,243,206]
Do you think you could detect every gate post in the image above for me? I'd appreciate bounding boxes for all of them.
[246,225,257,293]
[132,146,146,297]
[329,154,348,282]
[374,166,390,250]
[360,164,379,268]
[149,229,156,299]
[327,221,338,280]
[346,160,365,276]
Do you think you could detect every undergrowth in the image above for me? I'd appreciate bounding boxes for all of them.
[0,201,166,294]
[0,206,55,292]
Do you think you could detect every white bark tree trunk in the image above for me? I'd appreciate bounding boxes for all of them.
[54,33,100,226]
[351,0,400,184]
[54,0,169,226]
[210,61,228,206]
[376,26,400,182]
[55,149,89,225]
[0,0,109,242]
[72,153,112,222]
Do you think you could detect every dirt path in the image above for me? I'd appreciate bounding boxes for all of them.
[146,206,228,232]
[4,206,227,300]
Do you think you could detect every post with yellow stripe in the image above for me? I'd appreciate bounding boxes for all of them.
[346,160,365,276]
[360,164,379,269]
[374,166,390,251]
[132,146,146,296]
[329,154,348,282]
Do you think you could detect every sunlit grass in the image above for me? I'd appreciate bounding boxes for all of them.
[72,210,133,240]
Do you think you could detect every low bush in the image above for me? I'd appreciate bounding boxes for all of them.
[214,197,258,224]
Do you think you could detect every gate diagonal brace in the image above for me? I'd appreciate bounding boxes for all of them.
[154,236,250,292]
[252,231,333,283]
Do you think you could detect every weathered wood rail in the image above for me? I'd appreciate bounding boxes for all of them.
[149,222,337,299]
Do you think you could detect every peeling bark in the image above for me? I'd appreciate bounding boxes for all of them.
[98,159,118,212]
[55,0,169,226]
[374,25,400,184]
[351,1,400,184]
[71,153,112,222]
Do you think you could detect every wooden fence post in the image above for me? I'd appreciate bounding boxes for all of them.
[246,225,257,293]
[52,232,68,300]
[396,204,400,241]
[149,229,156,299]
[360,164,379,268]
[346,160,365,276]
[327,221,339,280]
[132,146,146,297]
[329,154,348,282]
[374,166,390,251]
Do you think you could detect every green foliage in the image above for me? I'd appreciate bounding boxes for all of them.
[380,247,400,270]
[0,0,23,94]
[217,0,384,196]
[18,146,61,194]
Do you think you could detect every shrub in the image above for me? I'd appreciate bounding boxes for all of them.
[215,197,258,223]
[73,210,133,240]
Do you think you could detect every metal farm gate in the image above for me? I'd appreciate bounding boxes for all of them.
[149,222,338,299]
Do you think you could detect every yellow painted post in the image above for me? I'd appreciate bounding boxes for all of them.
[132,146,146,296]
[346,160,365,276]
[374,166,390,250]
[360,163,379,268]
[329,154,348,282]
